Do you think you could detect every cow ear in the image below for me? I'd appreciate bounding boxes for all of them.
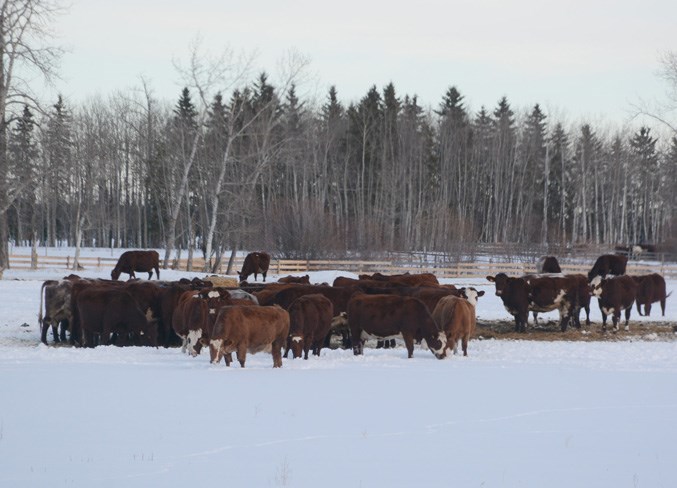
[477,290,485,297]
[486,276,495,282]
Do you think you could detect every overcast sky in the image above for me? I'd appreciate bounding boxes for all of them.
[49,0,675,125]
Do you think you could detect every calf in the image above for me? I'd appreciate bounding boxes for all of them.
[346,294,446,359]
[209,305,290,367]
[590,275,637,331]
[632,274,669,316]
[237,252,271,283]
[111,250,160,280]
[432,287,484,356]
[587,254,628,281]
[286,294,334,359]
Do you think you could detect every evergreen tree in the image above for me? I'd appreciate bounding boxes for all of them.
[8,105,38,243]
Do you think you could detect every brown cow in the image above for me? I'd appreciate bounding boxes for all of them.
[209,305,290,367]
[278,275,311,284]
[632,274,669,316]
[590,275,637,331]
[286,294,334,359]
[237,252,271,283]
[76,287,158,347]
[111,250,160,280]
[432,287,484,356]
[487,273,583,332]
[588,254,627,281]
[345,294,446,359]
[172,288,232,356]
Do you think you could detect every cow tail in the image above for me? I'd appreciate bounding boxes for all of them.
[38,281,47,326]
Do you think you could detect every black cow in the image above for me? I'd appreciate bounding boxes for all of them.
[588,254,628,281]
[237,252,271,283]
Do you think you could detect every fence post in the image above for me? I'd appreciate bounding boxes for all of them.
[66,256,70,269]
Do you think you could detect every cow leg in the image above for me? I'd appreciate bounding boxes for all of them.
[624,308,631,331]
[402,333,415,358]
[660,298,666,316]
[147,271,152,280]
[303,345,310,360]
[612,312,620,332]
[645,303,652,317]
[459,333,469,356]
[272,346,283,368]
[236,346,247,367]
[585,305,591,326]
[224,352,232,366]
[40,319,50,345]
[350,327,363,355]
[532,311,538,325]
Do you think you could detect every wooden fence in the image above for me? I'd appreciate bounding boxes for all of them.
[8,254,677,280]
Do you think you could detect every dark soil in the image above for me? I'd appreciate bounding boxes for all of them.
[475,318,677,342]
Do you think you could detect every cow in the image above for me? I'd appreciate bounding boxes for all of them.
[432,287,484,357]
[587,254,628,281]
[75,287,158,347]
[590,275,637,332]
[278,275,311,284]
[285,294,334,359]
[358,272,439,287]
[237,252,271,283]
[345,294,447,359]
[111,250,160,280]
[632,274,670,316]
[172,288,232,356]
[537,256,562,274]
[486,273,530,332]
[522,273,591,329]
[209,305,290,367]
[487,273,583,332]
[39,279,75,344]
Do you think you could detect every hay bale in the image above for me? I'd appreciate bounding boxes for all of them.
[205,275,239,288]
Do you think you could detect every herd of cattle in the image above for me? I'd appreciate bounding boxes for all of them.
[37,250,670,367]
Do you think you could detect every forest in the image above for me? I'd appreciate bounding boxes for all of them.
[1,1,676,272]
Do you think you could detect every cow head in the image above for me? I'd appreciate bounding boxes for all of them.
[290,334,305,359]
[111,267,121,280]
[428,332,447,360]
[186,329,203,356]
[486,273,509,296]
[459,287,485,307]
[590,276,604,297]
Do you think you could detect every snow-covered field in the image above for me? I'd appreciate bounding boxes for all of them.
[1,248,677,488]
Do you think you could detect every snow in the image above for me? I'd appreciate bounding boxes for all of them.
[1,250,677,487]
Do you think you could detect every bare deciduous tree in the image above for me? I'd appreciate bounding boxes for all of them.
[0,0,64,271]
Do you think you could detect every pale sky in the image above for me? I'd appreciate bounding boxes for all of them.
[48,0,675,125]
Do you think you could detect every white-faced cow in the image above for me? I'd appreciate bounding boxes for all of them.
[209,305,290,368]
[432,287,484,357]
[345,294,447,359]
[111,250,160,280]
[590,275,637,332]
[237,252,271,283]
[285,294,334,359]
[487,273,585,332]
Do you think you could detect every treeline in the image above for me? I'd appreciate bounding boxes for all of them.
[4,77,677,269]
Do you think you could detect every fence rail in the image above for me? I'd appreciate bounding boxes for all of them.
[8,254,677,279]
